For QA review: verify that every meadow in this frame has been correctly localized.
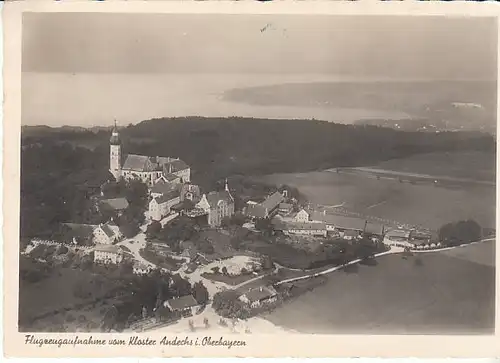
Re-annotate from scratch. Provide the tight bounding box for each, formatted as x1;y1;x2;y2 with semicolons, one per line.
264;241;495;335
257;151;495;230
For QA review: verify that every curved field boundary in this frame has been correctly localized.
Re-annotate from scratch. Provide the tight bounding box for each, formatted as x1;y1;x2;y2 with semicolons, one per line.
275;238;494;286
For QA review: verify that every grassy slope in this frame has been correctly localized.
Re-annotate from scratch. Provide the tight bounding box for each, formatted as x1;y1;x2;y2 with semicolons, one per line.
265;241;495;335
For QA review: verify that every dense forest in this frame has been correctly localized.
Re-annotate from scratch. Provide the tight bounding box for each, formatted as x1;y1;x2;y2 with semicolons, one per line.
21;116;496;239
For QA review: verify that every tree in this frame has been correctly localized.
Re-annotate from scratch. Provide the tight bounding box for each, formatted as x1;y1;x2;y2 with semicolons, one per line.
260;255;274;270
438;219;482;246
255;218;273;236
193;281;209;305
146;221;162;240
221;266;228;275
170;274;192;298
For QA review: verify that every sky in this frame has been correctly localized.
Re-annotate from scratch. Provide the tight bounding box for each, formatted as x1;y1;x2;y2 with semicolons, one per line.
21;13;498;126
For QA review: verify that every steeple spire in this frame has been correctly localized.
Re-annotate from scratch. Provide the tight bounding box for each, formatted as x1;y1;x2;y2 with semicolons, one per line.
225;178;229;192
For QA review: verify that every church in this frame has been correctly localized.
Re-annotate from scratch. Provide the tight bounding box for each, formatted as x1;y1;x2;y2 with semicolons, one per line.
109;123;191;186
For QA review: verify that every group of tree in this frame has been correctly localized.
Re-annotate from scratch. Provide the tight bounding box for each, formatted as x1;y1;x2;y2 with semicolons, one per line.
212;290;251;320
438;219;482;247
146;216;199;253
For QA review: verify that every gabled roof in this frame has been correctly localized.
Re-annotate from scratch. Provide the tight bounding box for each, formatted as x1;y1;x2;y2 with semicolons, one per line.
166;159;190;172
122;154;150;171
206;190;233;208
261;192;284;212
386;229;411;239
245;204;267;219
151;180;177;195
154;189;180;205
344;230;360;237
100;197;129;211
279;203;293;210
95;244;121;254
311;212;366;231
98;224;115;238
166;295;198;310
243;286;277;303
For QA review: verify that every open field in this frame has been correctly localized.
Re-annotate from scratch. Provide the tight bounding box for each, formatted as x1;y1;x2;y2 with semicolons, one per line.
264;241;495;334
369;152;495;182
257;154;495;231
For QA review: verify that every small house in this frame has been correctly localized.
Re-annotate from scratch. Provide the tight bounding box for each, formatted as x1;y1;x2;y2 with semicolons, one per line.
343;229;360;240
284;221;327;237
239;286;278;308
164;295;199;317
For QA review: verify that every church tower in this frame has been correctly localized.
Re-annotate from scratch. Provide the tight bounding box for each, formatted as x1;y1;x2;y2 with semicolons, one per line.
109;120;122;180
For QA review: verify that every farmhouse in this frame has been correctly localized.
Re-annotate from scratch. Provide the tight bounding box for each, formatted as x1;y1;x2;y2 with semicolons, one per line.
245;191;284;220
294;209;311;223
149;189;181;221
94;244;124;264
109;124;190;186
239;286;278;308
164;295;199;317
93;223;122;245
385;229;412;241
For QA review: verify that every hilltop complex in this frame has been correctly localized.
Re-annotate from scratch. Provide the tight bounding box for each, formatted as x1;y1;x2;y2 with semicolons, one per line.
108;124;234;227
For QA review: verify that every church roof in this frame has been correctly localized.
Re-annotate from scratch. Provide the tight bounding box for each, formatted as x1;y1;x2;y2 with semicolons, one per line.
110;126;121;145
206;190;233;208
166;159;189;172
122;154;150;171
121;154;189;173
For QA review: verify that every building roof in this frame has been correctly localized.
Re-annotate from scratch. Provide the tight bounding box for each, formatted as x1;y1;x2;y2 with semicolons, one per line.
279;203;293;210
261;192;284;212
166;159;190;173
95;244;121;254
243;286;277;303
62;223;96;239
164;173;180;182
364;222;385;235
122;154;150;171
386;229;411;239
151;180;177;195
206;190;233;208
95;224;116;238
344;230;360;237
286;221;326;231
245;204;267;219
311;212;366;231
154;189;180;205
100;197;129;211
110;127;121;145
166;295;198;310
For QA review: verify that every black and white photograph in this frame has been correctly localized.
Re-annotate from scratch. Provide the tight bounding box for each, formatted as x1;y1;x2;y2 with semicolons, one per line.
14;9;497;340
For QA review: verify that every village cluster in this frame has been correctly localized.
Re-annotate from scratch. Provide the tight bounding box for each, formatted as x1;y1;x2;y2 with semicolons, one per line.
25;125;439;328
